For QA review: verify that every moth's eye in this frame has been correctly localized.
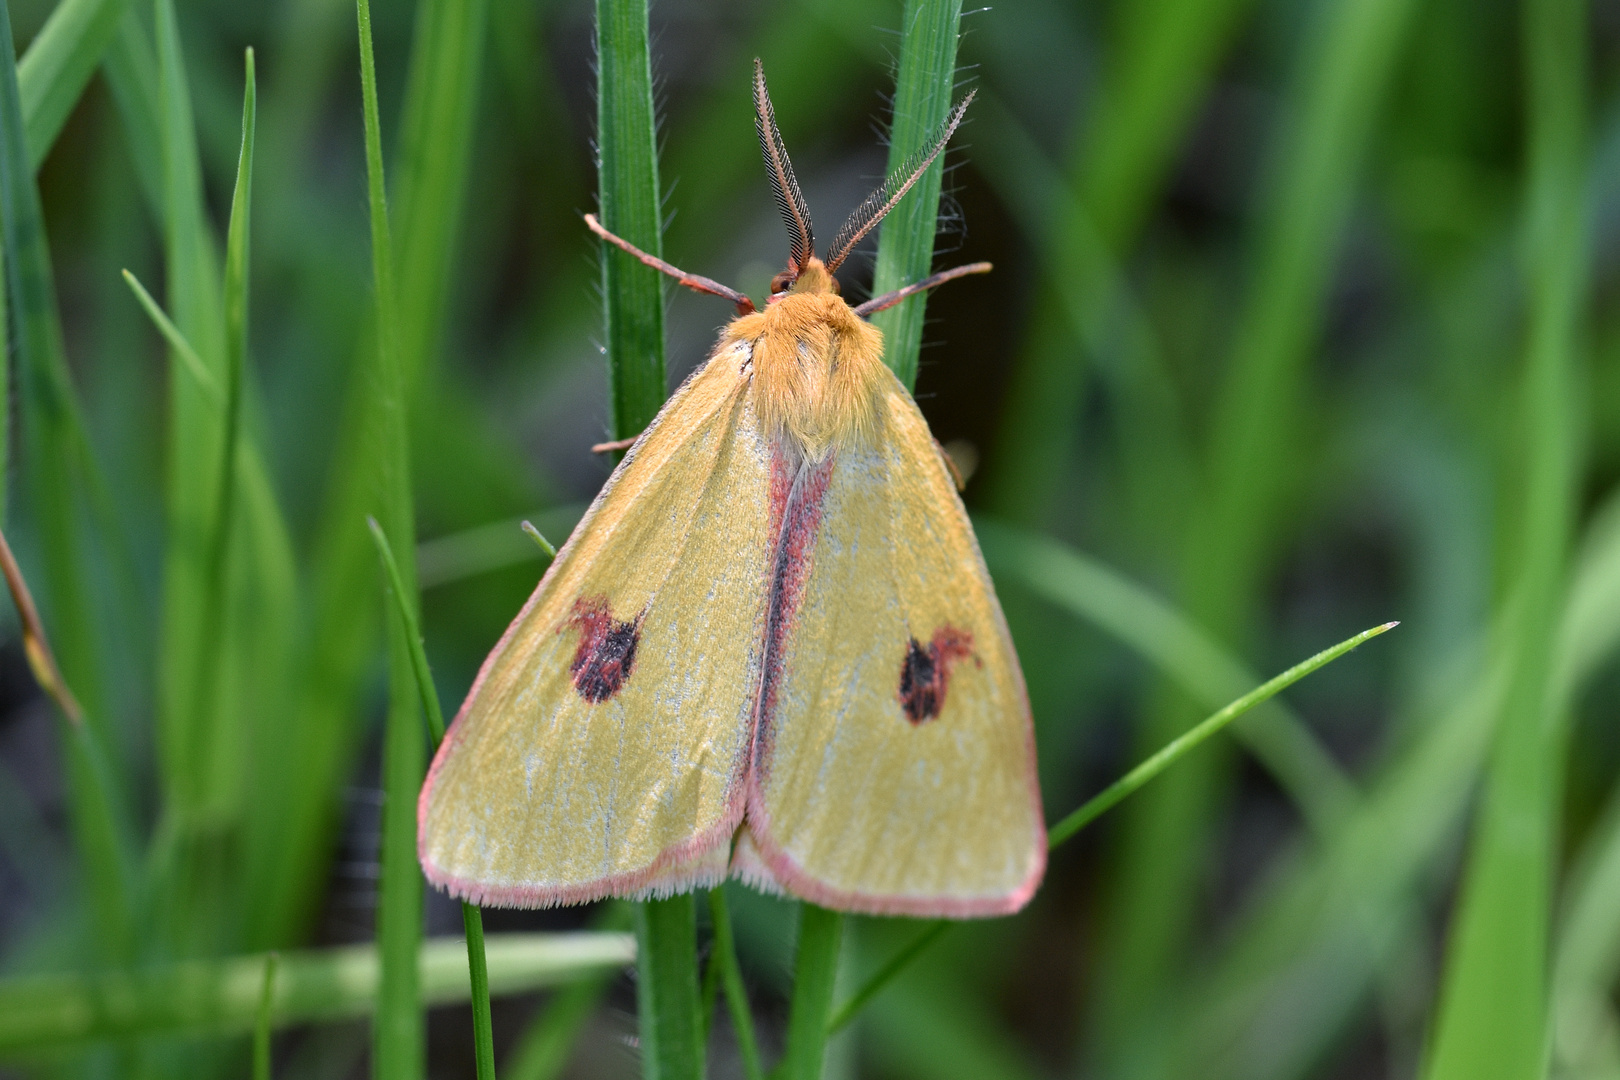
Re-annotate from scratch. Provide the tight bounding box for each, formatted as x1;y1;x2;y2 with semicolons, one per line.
769;271;793;295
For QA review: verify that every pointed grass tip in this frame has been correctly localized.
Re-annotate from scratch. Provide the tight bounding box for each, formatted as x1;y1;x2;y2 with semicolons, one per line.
522;521;558;559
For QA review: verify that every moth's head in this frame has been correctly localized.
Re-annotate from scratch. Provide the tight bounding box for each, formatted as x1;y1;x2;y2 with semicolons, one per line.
753;58;972;305
771;258;838;300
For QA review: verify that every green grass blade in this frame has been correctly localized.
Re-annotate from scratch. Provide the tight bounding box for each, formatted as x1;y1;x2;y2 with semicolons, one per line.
356;2;426;1078
368;516;497;1080
17;0;126;168
976;520;1357;830
1047;623;1396;847
596;0;665;439
101;11;162;222
254;953;278;1080
1421;0;1587;1074
634;897;703;1080
367;518;446;743
708;889;764;1080
153;0;228;823
0;932;635;1052
592;4;702;1077
219;45;255;574
822;624;1394;1038
0;0;133;958
826;922;948;1036
866;0;963;392
780;905;843;1080
464;904;498;1080
119;268;217;400
392;0;489;392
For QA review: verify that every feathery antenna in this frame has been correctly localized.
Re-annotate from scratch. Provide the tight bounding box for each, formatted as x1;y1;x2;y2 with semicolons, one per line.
824;92;975;274
754;59;815;276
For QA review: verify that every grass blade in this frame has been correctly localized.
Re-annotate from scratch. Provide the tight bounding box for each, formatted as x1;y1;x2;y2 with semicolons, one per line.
707;889;764;1080
392;0;489;391
369;517;496;1080
779;905;843;1080
593;2;703;1077
1047;622;1396;846
634;897;703;1080
253;953;278;1080
0;932;635;1052
977;520;1356;830
824;622;1396;1033
356;1;426;1077
866;0;964;392
1421;0;1587;1073
0;0;133;958
596;0;666;440
17;0;126;168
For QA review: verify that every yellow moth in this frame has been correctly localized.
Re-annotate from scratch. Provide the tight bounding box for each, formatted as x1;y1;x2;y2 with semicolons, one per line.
418;61;1045;917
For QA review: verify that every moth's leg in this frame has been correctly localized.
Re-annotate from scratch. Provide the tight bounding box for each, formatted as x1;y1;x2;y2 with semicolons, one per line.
585;214;756;315
852;261;993;318
590;434;640;455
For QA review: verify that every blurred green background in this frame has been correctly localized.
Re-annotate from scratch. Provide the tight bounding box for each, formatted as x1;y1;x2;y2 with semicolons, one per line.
0;0;1615;1077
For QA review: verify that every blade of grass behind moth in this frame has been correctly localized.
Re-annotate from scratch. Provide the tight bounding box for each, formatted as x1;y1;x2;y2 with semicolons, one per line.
17;0;126;168
975;521;1355;830
1422;0;1587;1072
780;905;843;1080
216;44;304;963
391;0;488;393
357;2;427;1078
0;932;637;1051
0;0;135;958
368;518;496;1080
595;1;701;1077
824;623;1395;1033
596;0;666;441
1093;0;1419;1068
707;889;764;1080
253;952;278;1080
866;0;964;393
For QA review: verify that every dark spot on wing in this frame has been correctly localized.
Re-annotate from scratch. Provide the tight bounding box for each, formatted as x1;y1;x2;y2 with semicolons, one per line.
564;597;643;703
898;627;975;723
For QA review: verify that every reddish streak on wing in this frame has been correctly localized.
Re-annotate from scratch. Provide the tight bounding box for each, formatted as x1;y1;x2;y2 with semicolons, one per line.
898;626;975;723
750;451;836;775
564;596;641;703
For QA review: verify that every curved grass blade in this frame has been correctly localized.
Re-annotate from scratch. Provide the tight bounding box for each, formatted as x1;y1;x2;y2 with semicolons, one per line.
976;520;1356;830
824;622;1396;1032
17;0;126;168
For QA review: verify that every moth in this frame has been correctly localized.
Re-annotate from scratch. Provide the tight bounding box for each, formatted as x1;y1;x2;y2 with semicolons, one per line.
418;61;1045;917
